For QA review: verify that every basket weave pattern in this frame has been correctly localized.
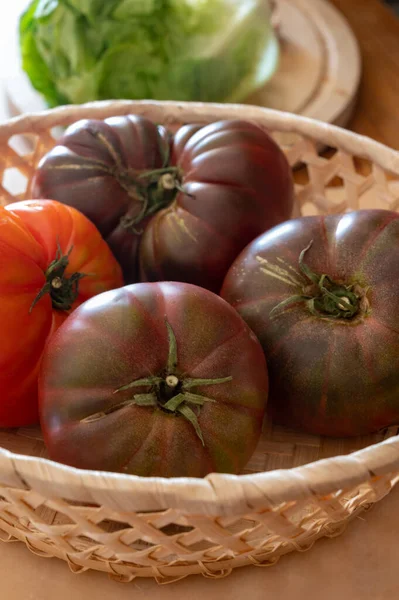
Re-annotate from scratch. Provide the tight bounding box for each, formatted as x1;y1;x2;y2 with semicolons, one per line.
0;100;399;584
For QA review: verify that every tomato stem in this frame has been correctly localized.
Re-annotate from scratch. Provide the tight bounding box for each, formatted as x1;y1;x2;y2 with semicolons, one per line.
166;375;179;389
113;320;233;445
116;165;194;233
30;242;87;313
136;166;181;181
270;241;370;320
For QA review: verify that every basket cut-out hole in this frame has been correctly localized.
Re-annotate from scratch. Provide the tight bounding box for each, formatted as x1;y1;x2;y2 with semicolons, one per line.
8;135;35;157
353;157;373;177
293;164;310;186
323;176;348;211
31;505;58;526
2;168;28;197
159;524;193;536
323;147;338;159
325;175;345;189
90;519;155;551
128;539;154;551
95;519;130;534
35;507;74;526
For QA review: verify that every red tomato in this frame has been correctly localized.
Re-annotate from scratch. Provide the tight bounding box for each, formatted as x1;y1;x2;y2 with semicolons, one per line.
39;282;269;477
221;210;399;437
1;200;123;427
139;120;294;292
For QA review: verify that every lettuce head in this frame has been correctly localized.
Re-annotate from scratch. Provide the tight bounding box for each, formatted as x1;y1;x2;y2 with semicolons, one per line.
19;0;279;107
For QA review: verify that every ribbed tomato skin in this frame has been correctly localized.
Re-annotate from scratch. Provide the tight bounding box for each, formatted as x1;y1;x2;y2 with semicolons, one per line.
31;116;170;283
140;120;294;292
0;200;123;427
39;282;269;477
221;210;399;437
32;118;293;291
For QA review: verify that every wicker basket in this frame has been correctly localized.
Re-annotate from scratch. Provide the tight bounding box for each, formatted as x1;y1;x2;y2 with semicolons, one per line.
0;100;399;585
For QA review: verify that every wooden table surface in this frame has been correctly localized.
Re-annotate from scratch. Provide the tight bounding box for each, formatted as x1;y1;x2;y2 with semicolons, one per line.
330;0;399;149
0;1;399;599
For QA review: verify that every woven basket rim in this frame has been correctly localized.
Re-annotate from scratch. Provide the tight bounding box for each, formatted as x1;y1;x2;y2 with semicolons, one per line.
1;435;399;516
2;99;399;173
1;99;399;517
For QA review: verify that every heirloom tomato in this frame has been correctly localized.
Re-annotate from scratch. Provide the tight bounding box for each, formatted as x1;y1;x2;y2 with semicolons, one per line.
221;210;399;437
31;115;171;283
1;199;123;427
39;282;269;477
32;117;294;291
140;119;294;292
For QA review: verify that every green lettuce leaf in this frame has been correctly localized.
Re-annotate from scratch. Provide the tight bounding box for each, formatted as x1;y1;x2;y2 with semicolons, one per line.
19;0;279;107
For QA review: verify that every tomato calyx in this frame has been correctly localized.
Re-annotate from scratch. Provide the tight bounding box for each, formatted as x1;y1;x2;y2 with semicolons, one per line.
110;321;232;445
118;166;193;233
269;241;370;321
71;136;191;233
30;243;87;313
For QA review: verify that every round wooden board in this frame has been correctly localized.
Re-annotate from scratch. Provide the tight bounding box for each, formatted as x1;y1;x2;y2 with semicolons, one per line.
4;0;361;127
247;0;362;127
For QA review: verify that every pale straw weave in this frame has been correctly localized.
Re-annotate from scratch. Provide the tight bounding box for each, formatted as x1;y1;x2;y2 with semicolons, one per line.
0;100;398;584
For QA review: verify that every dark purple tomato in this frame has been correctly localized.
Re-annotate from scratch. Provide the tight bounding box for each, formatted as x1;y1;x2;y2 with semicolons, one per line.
32;117;294;292
139;119;294;292
31;115;171;283
39;282;269;477
221;209;399;437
